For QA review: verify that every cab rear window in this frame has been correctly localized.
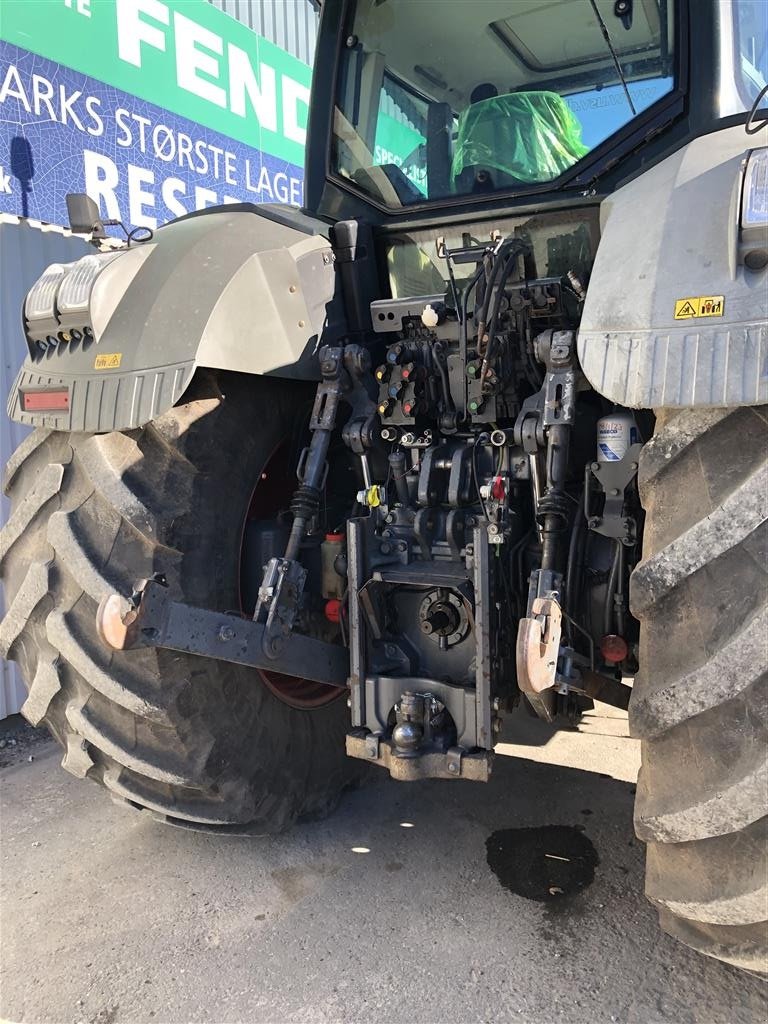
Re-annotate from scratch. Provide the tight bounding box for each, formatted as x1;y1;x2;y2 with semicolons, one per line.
332;0;677;208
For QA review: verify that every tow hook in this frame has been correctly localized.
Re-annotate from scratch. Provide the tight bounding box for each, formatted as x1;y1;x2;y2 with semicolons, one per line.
516;594;632;714
516;594;562;696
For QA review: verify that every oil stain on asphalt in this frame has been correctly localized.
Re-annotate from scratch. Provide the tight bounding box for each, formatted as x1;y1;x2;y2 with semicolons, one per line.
485;825;599;902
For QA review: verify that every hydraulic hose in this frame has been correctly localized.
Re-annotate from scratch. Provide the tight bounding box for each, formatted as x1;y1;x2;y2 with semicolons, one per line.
565;495;587;626
603;539;624;637
481;250;523;380
475;238;527;345
388;450;410;507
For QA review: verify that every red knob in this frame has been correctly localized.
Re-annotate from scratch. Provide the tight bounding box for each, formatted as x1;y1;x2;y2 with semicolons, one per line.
600;634;628;664
324;599;342;623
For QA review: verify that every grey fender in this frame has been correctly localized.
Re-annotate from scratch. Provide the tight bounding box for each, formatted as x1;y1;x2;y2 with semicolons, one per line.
8;204;342;432
578;124;768;408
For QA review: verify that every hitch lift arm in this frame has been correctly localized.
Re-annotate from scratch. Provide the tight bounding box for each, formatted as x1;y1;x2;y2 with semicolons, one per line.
97;577;349;688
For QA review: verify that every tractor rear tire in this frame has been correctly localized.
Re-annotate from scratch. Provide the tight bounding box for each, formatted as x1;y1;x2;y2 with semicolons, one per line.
0;372;360;832
630;405;768;973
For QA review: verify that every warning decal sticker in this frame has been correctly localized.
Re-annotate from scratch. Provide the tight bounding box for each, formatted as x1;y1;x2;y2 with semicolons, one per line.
674;296;725;320
94;354;122;370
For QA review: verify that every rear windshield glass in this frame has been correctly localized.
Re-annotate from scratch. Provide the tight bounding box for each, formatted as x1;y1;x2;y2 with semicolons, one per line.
332;0;676;208
734;0;768;109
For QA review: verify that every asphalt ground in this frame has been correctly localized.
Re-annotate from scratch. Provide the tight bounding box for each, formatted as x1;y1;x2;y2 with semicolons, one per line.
1;706;766;1024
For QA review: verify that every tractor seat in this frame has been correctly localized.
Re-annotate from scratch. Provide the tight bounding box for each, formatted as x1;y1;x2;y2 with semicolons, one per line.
451;90;589;193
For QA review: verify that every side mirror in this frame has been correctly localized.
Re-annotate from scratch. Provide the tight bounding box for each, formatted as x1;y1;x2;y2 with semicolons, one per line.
66;193;107;238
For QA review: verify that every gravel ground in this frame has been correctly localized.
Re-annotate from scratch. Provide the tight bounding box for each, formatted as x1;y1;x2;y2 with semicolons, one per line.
1;706;765;1024
0;715;51;769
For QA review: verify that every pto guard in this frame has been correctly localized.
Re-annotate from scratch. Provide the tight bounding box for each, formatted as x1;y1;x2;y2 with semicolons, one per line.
7;205;339;432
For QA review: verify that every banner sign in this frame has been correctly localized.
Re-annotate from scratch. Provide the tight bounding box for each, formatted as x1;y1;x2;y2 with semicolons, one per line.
374;112;426;195
0;0;312;228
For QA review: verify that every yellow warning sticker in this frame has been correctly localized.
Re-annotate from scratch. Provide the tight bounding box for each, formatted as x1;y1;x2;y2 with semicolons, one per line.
94;353;122;370
674;296;725;320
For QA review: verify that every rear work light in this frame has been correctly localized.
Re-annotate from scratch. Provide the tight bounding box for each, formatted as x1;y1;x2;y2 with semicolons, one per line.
738;148;768;271
21;388;70;412
742;148;768;228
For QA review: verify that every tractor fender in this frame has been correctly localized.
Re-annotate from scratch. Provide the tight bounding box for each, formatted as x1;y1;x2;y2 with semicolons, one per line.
578;124;768;409
7;204;342;432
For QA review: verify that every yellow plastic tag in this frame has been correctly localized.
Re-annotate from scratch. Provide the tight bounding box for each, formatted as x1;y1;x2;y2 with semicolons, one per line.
94;353;122;370
674;296;725;320
365;485;384;508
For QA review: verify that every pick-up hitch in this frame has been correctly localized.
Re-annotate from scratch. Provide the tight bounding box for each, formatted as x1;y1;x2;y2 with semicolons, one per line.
96;575;349;689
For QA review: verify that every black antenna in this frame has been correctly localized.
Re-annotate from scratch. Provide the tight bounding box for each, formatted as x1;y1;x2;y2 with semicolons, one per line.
588;0;637;116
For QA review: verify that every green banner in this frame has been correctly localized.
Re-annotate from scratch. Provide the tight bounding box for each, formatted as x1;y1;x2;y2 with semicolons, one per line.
374;112;426;194
0;0;311;166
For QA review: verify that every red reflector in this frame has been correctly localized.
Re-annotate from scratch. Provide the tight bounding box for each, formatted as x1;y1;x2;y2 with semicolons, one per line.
491;475;506;501
22;389;69;412
601;634;628;664
324;599;342;623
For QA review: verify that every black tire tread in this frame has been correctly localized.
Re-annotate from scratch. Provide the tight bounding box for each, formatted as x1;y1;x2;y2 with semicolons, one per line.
1;373;358;833
657;912;768;975
630;405;768;973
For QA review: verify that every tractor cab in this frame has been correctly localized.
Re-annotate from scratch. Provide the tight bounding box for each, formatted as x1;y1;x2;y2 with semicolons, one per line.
306;0;766;221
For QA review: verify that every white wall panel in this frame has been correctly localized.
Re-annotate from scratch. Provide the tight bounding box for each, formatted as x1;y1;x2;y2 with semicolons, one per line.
209;0;319;66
